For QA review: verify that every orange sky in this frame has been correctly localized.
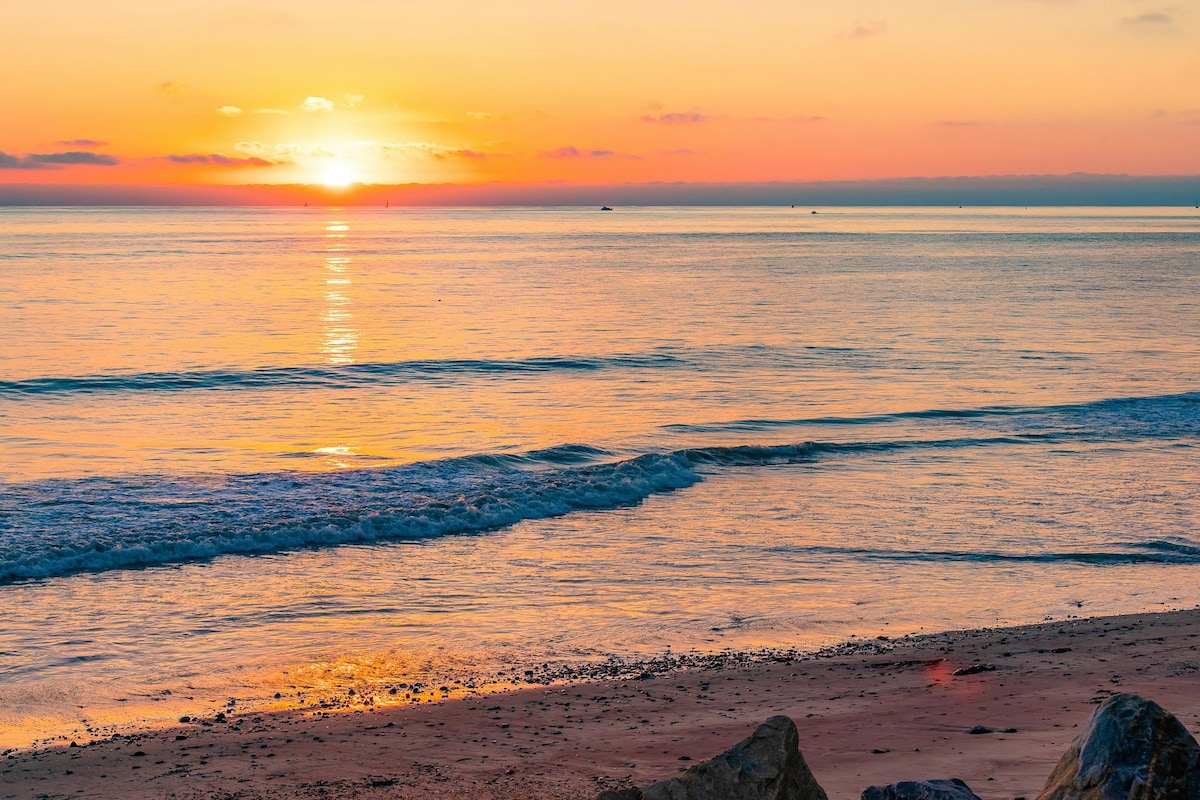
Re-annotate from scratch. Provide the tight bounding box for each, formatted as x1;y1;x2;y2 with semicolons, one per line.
2;0;1199;188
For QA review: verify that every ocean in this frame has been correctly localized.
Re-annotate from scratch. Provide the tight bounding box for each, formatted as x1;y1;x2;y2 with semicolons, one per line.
1;206;1198;749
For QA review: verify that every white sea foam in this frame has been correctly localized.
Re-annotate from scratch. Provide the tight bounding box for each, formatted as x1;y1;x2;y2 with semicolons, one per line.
3;388;1198;583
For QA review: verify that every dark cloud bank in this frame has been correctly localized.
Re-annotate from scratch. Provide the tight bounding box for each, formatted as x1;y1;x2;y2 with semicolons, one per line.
0;150;119;170
2;174;1199;206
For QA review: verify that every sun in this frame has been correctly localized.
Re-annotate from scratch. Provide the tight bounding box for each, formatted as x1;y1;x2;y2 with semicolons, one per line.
319;163;354;188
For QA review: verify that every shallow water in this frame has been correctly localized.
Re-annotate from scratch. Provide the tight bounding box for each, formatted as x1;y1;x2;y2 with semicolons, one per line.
2;206;1198;748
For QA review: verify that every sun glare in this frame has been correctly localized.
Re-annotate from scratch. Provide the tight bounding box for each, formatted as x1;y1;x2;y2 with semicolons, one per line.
320;163;354;188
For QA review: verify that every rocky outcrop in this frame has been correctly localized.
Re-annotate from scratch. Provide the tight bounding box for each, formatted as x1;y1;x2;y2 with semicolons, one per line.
597;715;828;800
861;778;982;800
1036;693;1200;800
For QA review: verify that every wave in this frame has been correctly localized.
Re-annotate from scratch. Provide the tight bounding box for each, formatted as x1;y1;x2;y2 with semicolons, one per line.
664;392;1200;440
0;353;686;396
0;442;839;584
0;342;1091;398
2;391;1196;584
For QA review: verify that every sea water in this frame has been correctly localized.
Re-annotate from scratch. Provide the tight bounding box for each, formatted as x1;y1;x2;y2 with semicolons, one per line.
1;206;1198;748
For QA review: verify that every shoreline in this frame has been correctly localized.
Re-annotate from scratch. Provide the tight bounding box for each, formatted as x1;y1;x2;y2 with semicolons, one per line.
5;606;1200;799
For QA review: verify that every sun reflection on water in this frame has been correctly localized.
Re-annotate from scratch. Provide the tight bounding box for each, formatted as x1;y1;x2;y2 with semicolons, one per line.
321;220;358;365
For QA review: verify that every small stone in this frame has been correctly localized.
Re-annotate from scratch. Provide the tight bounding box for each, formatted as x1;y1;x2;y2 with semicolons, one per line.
953;664;996;676
966;726;993;735
861;778;983;800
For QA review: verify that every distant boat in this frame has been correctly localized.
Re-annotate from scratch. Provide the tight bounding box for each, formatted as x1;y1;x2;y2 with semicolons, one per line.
601;206;613;211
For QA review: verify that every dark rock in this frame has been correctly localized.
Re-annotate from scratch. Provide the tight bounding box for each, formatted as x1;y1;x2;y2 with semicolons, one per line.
861;779;982;800
966;725;993;735
1036;693;1200;800
952;664;995;676
630;715;828;800
597;790;644;800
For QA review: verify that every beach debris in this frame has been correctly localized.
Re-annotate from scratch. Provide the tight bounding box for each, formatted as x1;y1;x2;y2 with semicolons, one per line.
597;715;828;800
861;778;983;800
952;664;995;676
1036;693;1200;800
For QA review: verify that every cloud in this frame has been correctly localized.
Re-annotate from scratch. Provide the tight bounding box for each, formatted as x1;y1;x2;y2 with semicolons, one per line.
466;111;506;121
301;96;335;113
1122;12;1174;29
234;142;346;163
838;20;887;39
235;141;303;163
539;146;627;159
217;106;244;117
641;112;711;125
156;81;187;95
357;141;487;160
166;153;273;166
30;151;119;165
56;139;107;147
342;94;363;108
0;152;41;169
0;150;120;169
252;108;288;115
1153;108;1200;125
747;114;827;124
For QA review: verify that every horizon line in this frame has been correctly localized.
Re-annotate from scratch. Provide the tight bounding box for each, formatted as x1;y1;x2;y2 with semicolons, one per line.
2;173;1200;207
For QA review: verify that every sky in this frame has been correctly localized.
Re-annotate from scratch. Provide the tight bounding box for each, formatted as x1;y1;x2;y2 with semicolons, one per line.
2;0;1199;193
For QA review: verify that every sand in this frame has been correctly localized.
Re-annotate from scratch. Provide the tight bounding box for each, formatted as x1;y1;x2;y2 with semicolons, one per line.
4;607;1200;800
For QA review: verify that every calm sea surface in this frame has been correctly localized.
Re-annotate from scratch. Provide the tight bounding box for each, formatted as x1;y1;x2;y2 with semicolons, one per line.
1;206;1198;748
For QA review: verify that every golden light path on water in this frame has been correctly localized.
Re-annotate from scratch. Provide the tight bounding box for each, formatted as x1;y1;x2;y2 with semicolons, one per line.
322;221;358;367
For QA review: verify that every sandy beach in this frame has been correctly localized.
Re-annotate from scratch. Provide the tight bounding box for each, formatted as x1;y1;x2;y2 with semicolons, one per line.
5;607;1199;800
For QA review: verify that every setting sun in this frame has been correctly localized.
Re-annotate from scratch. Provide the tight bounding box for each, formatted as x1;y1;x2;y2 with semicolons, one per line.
319;163;355;188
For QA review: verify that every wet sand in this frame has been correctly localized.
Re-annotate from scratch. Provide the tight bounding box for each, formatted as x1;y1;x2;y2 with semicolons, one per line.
5;607;1200;800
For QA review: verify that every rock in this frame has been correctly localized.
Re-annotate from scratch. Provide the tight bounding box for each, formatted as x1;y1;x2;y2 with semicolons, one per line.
597;791;644;800
861;778;982;800
1037;693;1200;800
952;664;995;676
966;725;993;735
603;716;827;800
